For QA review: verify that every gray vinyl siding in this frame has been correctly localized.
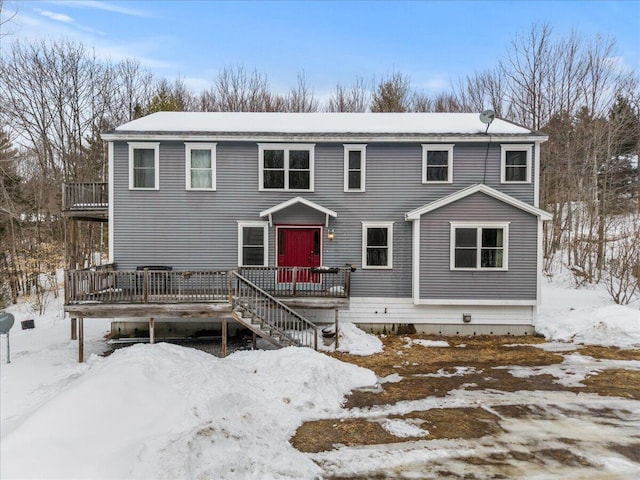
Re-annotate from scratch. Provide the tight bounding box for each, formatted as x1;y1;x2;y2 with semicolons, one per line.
419;192;538;300
112;141;539;298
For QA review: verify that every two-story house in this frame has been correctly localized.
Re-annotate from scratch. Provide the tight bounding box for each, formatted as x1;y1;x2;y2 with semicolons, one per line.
63;112;551;360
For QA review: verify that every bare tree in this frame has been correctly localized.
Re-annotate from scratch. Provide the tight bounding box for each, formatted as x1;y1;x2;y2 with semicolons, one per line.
604;214;640;304
500;22;555;130
286;72;319;112
211;65;283;112
327;76;370;112
410;92;433;112
370;72;412;112
454;68;509;117
114;58;154;121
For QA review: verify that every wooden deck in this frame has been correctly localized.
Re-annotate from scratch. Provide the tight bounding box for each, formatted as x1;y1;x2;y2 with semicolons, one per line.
65;266;349;361
64;266;351;317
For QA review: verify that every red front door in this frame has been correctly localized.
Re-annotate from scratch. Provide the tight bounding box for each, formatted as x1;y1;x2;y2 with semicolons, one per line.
277;227;321;283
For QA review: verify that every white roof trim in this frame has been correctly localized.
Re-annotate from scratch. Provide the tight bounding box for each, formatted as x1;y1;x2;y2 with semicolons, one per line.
259;196;337;227
404;184;553;221
101;133;548;143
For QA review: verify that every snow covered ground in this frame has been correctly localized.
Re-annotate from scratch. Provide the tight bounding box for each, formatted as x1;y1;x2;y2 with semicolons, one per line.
0;275;638;479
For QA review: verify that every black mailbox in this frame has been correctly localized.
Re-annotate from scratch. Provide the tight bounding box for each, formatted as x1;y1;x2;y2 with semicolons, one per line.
0;312;15;335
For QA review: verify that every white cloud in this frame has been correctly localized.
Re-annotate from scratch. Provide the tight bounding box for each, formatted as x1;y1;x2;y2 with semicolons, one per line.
416;74;451;92
180;77;212;93
35;8;73;23
46;0;151;18
7;7;177;74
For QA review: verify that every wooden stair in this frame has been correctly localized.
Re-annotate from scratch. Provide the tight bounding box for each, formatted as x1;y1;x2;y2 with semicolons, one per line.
231;271;318;350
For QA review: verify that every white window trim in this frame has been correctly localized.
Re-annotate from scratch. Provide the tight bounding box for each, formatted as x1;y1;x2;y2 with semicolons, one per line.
362;221;394;270
343;144;367;192
500;144;532;184
237;221;269;267
258;143;315;192
185;142;217;191
450;222;510;271
422;144;454;184
128;142;159;190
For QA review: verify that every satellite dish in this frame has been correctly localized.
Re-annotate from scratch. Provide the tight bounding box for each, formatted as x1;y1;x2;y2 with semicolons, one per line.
479;109;496;134
479;109;496;124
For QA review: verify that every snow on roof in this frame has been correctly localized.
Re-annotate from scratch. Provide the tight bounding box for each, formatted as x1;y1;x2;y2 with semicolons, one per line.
113;112;536;136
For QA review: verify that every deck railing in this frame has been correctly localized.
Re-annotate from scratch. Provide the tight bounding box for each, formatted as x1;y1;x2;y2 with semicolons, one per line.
238;266;351;298
62;182;108;211
65;266;351;305
66;268;230;304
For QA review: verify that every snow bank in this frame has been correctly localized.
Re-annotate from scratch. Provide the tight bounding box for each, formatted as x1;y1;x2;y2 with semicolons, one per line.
409;339;450;348
538;282;640;347
319;321;384;356
1;344;376;479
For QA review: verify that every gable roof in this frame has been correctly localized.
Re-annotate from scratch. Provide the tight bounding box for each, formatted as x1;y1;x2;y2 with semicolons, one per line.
103;112;547;143
404;184;553;221
259;197;337;227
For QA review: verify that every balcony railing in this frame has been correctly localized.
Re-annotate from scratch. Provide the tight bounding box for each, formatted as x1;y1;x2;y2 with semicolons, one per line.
62;182;108;212
65;266;351;305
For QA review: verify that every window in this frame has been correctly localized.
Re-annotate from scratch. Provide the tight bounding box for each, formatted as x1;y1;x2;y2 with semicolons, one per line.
238;222;268;266
128;142;159;190
185;143;216;190
362;222;393;269
501;144;532;183
422;144;453;183
450;223;509;270
344;144;366;191
258;144;315;191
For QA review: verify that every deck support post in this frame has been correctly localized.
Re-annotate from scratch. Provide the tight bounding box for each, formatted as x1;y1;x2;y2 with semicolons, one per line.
334;309;339;351
78;317;84;363
252;332;257;350
68;219;80;270
71;317;77;340
143;268;149;303
221;318;227;357
149;318;155;344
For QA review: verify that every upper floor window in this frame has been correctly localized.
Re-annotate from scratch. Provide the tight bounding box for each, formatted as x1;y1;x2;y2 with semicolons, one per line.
185;143;217;190
128;142;159;190
258;144;315;191
344;144;367;192
238;221;268;266
501;144;532;183
422;144;453;183
362;222;393;269
450;222;509;271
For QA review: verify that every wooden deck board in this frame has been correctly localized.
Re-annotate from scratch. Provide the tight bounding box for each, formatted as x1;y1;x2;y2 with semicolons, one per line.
64;303;233;318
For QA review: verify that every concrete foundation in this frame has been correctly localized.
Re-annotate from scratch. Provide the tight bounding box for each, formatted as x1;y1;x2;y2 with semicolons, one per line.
356;323;537;336
111;318;536;340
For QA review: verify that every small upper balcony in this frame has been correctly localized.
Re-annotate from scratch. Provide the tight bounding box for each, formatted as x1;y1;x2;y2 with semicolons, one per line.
62;182;108;221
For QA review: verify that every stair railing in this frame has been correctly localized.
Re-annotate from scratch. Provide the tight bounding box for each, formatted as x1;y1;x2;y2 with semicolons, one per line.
231;271;318;350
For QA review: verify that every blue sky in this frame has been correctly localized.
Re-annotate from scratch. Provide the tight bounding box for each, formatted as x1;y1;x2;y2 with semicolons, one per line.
3;0;639;99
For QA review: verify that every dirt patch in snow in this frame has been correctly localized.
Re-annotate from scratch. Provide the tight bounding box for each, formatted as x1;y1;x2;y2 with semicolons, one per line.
327;335;559;378
576;345;640;361
293;334;640;477
293;407;502;453
580;368;640;400
609;443;640;463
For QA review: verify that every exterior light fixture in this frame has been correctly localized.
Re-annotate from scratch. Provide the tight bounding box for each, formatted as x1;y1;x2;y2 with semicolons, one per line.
327;229;335;241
